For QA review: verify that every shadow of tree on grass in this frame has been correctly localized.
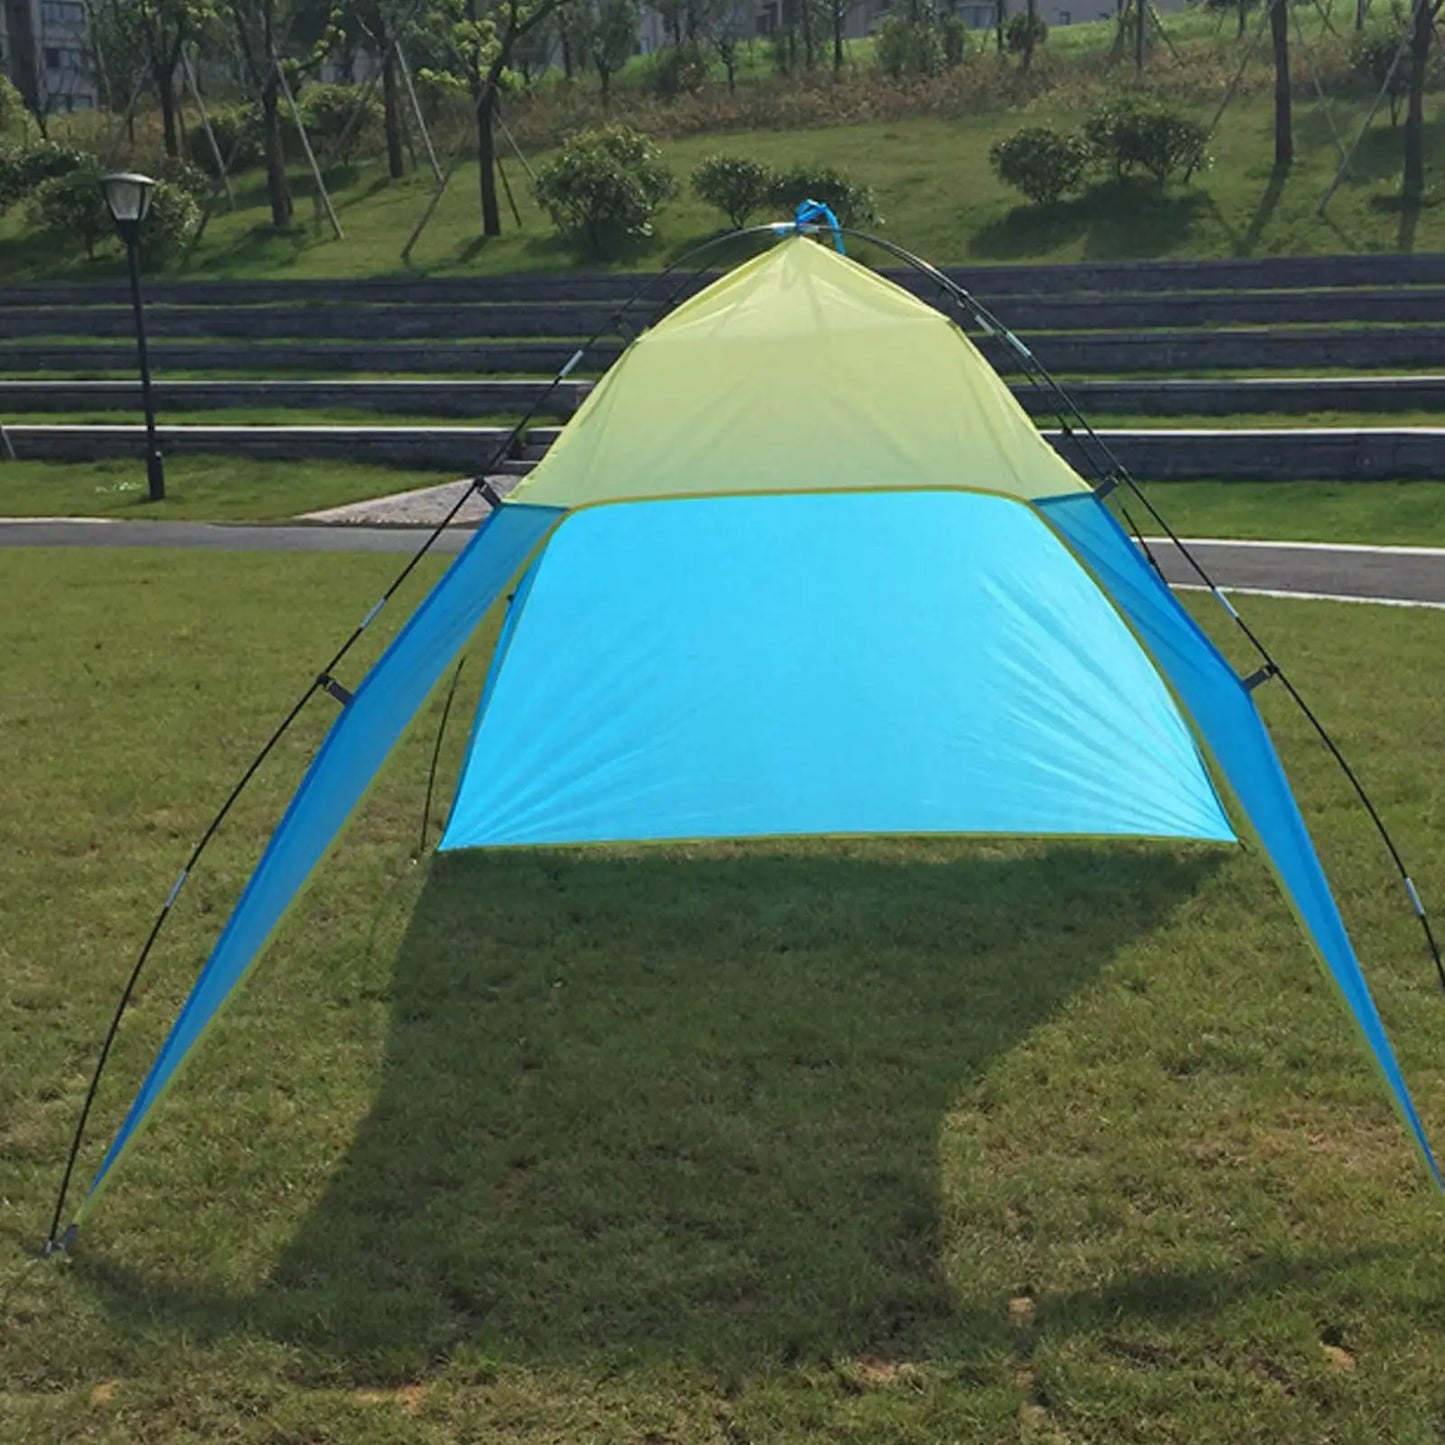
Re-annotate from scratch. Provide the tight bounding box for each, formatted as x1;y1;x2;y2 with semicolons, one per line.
969;182;1211;262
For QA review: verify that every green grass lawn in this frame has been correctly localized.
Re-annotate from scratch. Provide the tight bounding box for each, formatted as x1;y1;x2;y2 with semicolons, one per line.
0;456;461;521
5;92;1444;283
2;549;1444;1442
4;457;1445;544
1133;479;1445;546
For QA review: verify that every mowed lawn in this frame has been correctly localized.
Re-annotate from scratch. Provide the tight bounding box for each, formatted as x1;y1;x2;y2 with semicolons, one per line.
5;457;1445;547
2;548;1445;1442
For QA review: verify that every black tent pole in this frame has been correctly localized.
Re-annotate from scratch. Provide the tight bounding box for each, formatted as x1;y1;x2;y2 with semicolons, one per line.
42;223;785;1256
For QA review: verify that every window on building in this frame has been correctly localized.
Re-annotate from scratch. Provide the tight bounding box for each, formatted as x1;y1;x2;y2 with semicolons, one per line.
1058;7;1071;20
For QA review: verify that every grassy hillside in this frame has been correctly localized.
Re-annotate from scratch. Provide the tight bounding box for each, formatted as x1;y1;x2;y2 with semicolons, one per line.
3;94;1442;282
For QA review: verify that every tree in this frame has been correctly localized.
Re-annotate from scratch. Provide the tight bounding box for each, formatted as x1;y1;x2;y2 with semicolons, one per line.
346;0;431;180
590;0;640;106
92;0;216;159
1402;0;1443;199
1270;0;1291;167
557;0;593;78
224;0;338;227
432;0;569;238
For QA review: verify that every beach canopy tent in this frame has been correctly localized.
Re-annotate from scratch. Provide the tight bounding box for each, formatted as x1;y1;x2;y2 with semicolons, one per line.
73;235;1439;1228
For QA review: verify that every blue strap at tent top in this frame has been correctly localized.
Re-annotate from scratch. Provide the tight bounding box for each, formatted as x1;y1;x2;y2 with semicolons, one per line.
794;199;845;254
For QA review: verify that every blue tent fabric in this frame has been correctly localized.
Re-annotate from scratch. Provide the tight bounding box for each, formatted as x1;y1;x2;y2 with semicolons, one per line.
1039;492;1442;1187
441;490;1235;850
78;501;561;1215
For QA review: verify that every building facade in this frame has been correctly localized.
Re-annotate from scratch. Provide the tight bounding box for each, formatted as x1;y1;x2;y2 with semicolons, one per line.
1;0;96;116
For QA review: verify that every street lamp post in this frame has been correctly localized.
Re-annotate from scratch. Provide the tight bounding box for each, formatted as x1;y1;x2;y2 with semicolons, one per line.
99;172;165;503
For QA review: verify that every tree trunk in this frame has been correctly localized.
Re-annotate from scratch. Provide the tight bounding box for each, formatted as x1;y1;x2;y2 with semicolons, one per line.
158;73;180;157
262;77;294;227
997;0;1006;53
562;33;575;80
382;45;406;179
1271;0;1292;168
800;0;816;68
5;0;42;115
600;67;611;107
833;2;844;71
476;85;502;238
1237;0;1246;38
1356;0;1366;29
1134;0;1144;74
1026;0;1039;69
1403;0;1436;199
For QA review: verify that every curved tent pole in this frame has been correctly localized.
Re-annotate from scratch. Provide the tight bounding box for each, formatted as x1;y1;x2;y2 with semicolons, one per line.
814;222;1443;992
42;223;789;1257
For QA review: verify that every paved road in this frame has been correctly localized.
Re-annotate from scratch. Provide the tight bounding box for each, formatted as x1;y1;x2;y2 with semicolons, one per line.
2;518;1444;608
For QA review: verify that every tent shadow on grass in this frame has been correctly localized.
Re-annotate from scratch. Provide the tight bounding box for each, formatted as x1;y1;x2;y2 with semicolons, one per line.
88;840;1224;1383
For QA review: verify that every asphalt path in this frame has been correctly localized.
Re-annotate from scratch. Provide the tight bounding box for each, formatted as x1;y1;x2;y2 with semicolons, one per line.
2;518;1444;608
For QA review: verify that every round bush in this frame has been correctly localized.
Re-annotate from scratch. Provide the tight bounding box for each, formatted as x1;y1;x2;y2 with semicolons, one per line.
1083;97;1208;184
769;164;879;227
136;180;202;269
186;103;263;177
26;162;200;268
155;154;211;203
26;161;111;258
876;15;946;78
646;43;709;98
989;127;1090;206
691;154;776;228
299;82;383;161
534;124;676;260
0;75;40;146
0;138;90;212
1005;11;1048;54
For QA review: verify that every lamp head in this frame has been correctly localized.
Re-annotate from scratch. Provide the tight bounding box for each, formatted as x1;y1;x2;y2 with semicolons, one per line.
100;172;156;244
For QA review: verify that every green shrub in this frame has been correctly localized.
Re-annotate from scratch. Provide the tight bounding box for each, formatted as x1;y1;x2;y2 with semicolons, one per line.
154;155;210;203
647;42;709;97
26;160;199;268
299;82;383;159
186;103;263;176
691;154;776;227
136;180;202;269
769;164;879;227
26;160;111;258
0;75;40;146
0;138;90;211
534;124;676;259
1084;96;1208;184
940;13;969;66
1351;27;1411;126
875;14;947;78
990;126;1091;205
1005;11;1048;54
